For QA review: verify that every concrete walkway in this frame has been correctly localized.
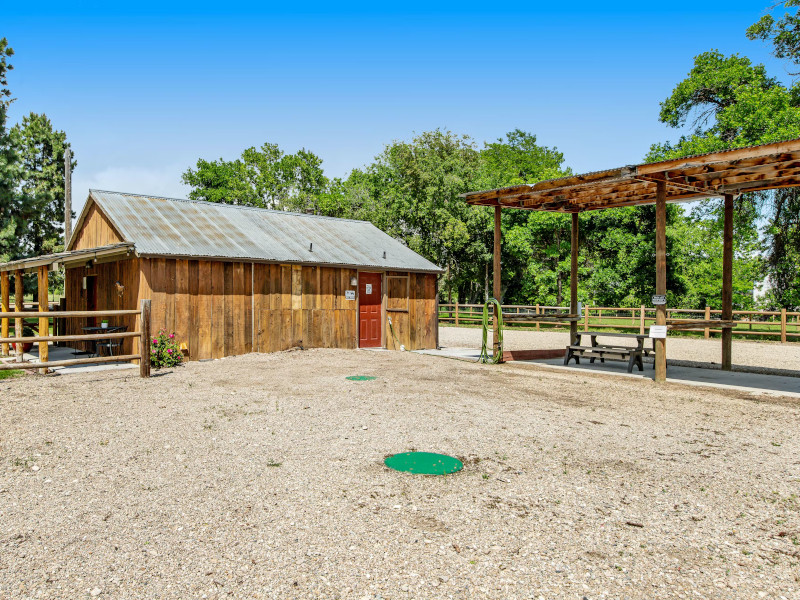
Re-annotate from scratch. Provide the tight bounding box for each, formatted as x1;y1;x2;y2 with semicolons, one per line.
417;346;800;398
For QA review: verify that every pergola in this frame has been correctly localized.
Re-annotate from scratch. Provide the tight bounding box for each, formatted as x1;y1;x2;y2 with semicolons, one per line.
462;138;800;383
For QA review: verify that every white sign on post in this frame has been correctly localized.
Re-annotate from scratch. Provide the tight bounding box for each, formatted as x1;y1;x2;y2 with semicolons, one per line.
649;325;667;339
365;284;372;295
651;294;667;305
345;290;355;300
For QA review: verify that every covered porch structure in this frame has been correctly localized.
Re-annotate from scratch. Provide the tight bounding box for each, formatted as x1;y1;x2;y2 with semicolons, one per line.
462;138;800;383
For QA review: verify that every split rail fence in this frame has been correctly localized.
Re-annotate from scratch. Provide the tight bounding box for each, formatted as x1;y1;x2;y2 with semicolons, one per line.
0;299;152;377
439;303;800;343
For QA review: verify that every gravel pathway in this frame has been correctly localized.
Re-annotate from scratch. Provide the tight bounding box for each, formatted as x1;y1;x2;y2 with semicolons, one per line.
2;349;799;599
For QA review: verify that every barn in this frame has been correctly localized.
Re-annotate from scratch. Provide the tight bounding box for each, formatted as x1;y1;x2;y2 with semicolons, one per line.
6;190;442;360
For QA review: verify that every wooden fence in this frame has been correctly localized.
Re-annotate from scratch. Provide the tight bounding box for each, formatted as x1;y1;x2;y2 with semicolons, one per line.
439;303;800;343
0;299;152;377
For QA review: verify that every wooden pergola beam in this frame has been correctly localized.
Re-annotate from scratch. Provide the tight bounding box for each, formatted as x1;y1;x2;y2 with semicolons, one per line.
493;206;502;360
570;213;579;345
655;181;667;383
721;194;734;370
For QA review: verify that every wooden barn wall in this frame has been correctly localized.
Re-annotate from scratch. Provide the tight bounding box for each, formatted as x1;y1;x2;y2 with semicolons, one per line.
64;257;142;355
70;202;124;250
143;259;361;361
384;271;437;351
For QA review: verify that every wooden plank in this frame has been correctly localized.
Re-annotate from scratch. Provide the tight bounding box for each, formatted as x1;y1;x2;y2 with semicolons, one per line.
1;271;8;356
655;180;667;383
223;262;234;356
721;193;734;370
0;331;140;344
211;260;225;359
37;266;49;374
188;260;199;360
150;258;166;334
493;206;502;357
164;259;177;334
175;259;190;352
14;270;23;363
140;299;151;377
197;261;212;360
0;354;141;371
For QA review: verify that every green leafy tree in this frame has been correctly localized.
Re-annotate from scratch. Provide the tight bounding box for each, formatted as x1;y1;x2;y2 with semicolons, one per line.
182;143;329;212
0;38;22;263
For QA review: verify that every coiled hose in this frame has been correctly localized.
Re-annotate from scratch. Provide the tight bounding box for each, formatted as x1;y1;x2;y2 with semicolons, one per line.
479;298;504;364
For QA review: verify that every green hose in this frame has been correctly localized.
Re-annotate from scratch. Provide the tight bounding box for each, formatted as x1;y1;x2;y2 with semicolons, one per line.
479;298;504;364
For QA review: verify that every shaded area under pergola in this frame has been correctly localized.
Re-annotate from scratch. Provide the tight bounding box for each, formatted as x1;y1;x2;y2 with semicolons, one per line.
462;138;800;383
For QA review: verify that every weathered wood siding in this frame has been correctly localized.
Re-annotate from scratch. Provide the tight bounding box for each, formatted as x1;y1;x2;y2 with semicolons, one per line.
70;203;124;250
384;271;437;351
65;255;436;360
64;257;142;355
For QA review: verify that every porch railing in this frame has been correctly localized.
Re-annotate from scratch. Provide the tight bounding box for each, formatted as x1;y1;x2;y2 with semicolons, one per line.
0;299;152;377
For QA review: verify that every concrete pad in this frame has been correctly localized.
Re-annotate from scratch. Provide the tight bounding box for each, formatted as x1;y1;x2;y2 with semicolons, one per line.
7;344;138;375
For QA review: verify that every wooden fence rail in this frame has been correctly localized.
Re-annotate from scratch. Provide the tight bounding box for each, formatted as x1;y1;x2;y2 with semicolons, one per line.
0;300;152;377
439;303;800;343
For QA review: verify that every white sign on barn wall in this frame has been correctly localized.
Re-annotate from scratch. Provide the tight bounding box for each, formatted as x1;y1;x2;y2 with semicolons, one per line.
345;290;355;300
365;284;372;295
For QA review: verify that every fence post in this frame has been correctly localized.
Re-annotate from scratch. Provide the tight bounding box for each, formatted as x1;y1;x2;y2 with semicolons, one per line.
14;270;23;363
640;305;645;335
140;299;151;378
584;306;589;331
781;308;787;343
536;304;540;331
704;306;710;339
454;301;459;326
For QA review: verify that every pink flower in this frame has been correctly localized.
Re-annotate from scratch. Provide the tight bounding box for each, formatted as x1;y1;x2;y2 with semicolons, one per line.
167;348;173;354
152;338;157;344
169;334;174;339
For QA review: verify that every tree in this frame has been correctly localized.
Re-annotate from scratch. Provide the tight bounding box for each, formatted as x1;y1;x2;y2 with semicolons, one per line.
12;112;75;257
182;143;329;212
0;38;22;263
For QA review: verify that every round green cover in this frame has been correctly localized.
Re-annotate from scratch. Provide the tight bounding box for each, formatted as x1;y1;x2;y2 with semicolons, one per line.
346;375;377;381
384;452;463;475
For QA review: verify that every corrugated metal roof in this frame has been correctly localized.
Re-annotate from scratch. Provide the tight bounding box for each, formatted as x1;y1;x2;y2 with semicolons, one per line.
75;191;443;273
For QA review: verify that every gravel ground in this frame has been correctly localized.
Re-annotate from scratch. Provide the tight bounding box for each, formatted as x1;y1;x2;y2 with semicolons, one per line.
2;349;799;599
440;326;800;372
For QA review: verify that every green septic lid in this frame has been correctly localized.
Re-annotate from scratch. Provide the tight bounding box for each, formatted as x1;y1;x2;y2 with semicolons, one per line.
384;452;463;475
346;375;377;381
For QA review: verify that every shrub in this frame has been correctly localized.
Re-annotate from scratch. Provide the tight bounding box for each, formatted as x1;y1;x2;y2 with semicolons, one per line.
150;329;183;369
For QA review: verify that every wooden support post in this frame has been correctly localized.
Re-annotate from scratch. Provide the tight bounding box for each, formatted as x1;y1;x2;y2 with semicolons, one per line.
721;194;734;370
140;299;151;378
704;306;711;339
14;270;23;363
655;181;667;383
37;267;49;374
455;300;459;326
780;308;787;343
535;304;540;331
570;212;579;345
640;306;645;335
493;206;502;360
1;272;8;356
584;305;589;331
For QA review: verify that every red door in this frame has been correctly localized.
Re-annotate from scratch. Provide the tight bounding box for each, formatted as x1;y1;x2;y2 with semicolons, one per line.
359;272;382;348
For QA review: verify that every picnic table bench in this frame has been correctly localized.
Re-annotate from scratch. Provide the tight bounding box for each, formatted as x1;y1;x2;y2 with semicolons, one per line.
564;331;656;373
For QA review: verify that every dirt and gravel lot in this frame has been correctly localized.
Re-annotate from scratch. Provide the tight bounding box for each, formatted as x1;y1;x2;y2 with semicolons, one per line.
2;348;799;599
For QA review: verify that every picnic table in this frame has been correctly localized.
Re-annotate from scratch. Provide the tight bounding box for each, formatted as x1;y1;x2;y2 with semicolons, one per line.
564;331;656;373
79;325;128;357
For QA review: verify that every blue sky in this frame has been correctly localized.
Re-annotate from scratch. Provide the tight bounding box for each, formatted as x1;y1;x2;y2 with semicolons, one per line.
4;1;791;213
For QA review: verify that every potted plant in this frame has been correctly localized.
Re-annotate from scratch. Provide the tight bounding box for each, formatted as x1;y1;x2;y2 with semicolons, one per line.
101;319;109;329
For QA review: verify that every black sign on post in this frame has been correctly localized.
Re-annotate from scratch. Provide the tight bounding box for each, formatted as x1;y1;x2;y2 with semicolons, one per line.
651;294;667;306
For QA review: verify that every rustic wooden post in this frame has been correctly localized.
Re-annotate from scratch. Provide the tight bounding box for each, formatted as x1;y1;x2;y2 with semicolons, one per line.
140;299;151;378
704;306;711;339
655;180;667;383
493;206;503;360
781;308;787;343
37;266;49;374
14;270;23;363
584;305;589;331
535;304;540;331
640;305;645;335
570;212;579;345
454;300;459;326
721;194;734;370
1;271;8;356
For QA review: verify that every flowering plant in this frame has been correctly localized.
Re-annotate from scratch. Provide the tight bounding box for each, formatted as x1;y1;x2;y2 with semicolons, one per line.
150;329;183;369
